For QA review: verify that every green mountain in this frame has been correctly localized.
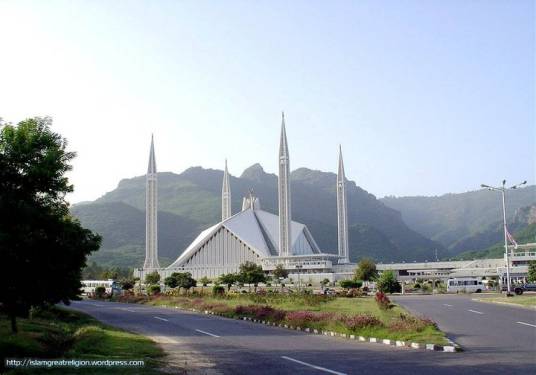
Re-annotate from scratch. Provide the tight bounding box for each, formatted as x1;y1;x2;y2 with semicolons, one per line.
381;186;536;255
454;222;536;260
72;164;445;268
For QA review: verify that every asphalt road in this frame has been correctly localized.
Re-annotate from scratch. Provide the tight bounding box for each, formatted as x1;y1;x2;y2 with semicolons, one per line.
68;299;536;375
392;294;536;369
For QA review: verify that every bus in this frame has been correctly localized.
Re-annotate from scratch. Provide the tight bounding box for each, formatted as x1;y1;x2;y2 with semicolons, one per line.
81;279;121;296
446;278;484;293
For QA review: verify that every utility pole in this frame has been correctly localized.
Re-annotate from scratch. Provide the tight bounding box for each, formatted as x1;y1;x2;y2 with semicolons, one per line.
481;180;526;295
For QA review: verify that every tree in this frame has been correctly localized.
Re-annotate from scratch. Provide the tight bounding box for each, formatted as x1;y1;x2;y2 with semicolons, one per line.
376;271;401;294
145;271;160;285
354;258;377;281
528;260;536;282
199;276;210;293
238;261;266;292
120;279;135;292
219;273;238;291
175;272;196;294
94;286;106;299
272;264;289;289
320;278;330;289
164;272;196;294
164;275;178;289
0;117;101;333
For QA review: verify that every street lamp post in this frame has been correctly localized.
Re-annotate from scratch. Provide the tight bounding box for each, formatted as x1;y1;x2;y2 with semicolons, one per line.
481;180;526;294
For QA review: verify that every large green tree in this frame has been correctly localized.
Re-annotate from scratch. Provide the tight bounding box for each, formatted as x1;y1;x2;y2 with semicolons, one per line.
0;117;101;333
238;261;266;292
354;258;378;281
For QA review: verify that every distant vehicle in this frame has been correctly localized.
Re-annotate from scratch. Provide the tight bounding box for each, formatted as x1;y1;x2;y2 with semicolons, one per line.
513;283;536;295
81;279;120;296
447;278;483;293
323;288;336;295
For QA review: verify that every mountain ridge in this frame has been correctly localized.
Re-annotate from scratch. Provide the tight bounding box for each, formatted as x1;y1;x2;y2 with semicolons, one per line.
72;163;446;268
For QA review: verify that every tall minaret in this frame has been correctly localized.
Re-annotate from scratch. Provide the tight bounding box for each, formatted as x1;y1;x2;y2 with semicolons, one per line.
337;145;350;263
221;159;232;221
278;112;292;257
144;135;160;269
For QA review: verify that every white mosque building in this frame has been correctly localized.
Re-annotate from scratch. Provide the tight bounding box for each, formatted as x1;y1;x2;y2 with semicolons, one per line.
135;114;536;284
136;113;356;282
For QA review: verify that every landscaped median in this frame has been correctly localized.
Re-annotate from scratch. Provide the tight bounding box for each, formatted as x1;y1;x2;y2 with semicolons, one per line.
114;292;461;352
0;307;165;374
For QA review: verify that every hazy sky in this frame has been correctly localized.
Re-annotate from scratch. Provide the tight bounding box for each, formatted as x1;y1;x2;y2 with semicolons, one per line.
1;0;534;203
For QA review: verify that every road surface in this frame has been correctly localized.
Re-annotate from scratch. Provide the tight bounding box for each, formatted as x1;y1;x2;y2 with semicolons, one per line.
393;294;536;369
68;299;535;374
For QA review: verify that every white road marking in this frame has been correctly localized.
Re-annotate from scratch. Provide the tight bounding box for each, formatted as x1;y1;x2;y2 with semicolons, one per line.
516;321;536;328
154;316;169;322
195;329;220;338
281;356;347;375
468;309;484;315
443;304;453;307
115;307;137;313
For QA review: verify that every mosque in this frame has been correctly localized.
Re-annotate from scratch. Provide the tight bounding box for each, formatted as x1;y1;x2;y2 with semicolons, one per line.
135;113;356;282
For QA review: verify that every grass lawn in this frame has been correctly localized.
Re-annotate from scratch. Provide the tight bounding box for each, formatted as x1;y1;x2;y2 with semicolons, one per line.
475;294;536;308
138;293;448;345
0;307;165;374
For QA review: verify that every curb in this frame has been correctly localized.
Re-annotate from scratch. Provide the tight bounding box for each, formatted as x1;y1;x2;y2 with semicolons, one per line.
154;303;462;353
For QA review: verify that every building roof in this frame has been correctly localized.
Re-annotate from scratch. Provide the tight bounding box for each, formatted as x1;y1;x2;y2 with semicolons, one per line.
167;207;321;269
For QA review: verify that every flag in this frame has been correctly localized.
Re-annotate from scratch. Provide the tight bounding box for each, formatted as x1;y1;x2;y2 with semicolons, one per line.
506;227;518;249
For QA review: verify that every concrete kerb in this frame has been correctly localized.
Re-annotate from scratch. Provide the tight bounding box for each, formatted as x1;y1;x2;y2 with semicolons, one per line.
154;303;462;353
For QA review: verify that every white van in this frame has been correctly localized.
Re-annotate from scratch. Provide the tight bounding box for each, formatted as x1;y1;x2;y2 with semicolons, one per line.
447;278;484;293
81;279;119;296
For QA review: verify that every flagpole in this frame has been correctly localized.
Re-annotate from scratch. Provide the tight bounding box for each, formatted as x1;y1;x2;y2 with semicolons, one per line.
481;179;526;295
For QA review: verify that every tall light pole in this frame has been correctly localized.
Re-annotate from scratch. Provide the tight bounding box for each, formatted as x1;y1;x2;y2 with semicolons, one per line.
481;180;526;294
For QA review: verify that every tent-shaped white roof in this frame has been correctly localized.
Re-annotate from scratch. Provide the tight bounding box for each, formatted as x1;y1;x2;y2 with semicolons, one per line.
167;208;321;269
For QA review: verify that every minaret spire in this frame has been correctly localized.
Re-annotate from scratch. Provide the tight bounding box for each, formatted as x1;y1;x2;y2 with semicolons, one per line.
278;112;292;256
337;145;350;263
222;159;232;221
144;135;160;269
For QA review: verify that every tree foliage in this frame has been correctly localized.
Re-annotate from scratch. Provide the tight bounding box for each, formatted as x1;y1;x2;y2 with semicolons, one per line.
272;264;289;281
528;260;536;283
145;271;161;285
165;272;196;293
376;271;401;294
238;261;266;292
0;118;101;333
354;258;378;281
219;273;238;291
339;280;363;289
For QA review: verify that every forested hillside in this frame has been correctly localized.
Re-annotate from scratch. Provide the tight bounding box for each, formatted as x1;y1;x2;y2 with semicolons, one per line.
381;186;536;254
72;164;445;268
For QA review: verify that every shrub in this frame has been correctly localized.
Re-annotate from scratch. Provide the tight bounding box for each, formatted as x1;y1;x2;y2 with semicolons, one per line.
375;291;391;310
388;314;436;332
285;311;336;327
343;314;383;330
94;286;106;299
340;280;360;289
234;304;286;322
148;285;161;295
376;271;401;293
212;285;225;295
345;288;364;298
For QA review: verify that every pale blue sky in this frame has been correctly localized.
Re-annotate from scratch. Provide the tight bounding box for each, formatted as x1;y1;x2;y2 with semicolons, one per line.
0;0;534;203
